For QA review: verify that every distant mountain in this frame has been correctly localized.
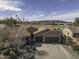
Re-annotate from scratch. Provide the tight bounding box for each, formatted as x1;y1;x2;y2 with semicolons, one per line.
29;20;72;25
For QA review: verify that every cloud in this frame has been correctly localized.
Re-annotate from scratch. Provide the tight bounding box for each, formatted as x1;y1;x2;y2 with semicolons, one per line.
32;11;44;15
59;0;67;2
26;10;79;22
45;10;79;22
0;0;22;12
11;10;45;21
0;5;22;12
18;10;78;22
26;13;45;21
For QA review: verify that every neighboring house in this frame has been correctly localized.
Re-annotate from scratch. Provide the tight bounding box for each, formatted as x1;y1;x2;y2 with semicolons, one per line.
55;22;72;26
16;25;61;44
62;26;79;45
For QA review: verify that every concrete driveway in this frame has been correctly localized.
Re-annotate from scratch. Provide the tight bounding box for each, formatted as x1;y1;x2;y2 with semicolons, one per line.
36;44;75;59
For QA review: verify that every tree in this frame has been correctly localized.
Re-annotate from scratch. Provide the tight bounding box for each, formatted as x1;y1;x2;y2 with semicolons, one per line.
0;25;22;59
0;25;18;49
0;25;36;59
15;15;18;18
0;17;18;26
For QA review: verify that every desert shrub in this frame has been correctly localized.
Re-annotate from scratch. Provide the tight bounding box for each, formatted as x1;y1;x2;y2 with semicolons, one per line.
70;42;79;52
67;37;79;52
0;25;19;51
65;37;75;46
71;45;79;51
67;37;73;45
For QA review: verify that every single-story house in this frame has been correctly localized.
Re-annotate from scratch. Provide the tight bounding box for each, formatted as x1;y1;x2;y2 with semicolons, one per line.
15;25;61;44
62;26;79;45
34;27;61;43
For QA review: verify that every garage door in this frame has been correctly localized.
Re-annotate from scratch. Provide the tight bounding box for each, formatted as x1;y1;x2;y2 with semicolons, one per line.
35;36;43;42
45;37;59;43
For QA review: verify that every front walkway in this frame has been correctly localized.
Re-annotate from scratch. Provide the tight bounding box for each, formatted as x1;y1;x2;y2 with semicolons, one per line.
36;44;75;59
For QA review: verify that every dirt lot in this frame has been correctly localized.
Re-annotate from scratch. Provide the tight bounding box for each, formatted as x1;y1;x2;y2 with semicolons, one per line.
36;44;75;59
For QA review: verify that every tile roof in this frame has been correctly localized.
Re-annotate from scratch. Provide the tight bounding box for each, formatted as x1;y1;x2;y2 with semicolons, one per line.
34;29;51;36
34;27;49;34
68;26;79;33
34;26;60;37
43;31;60;37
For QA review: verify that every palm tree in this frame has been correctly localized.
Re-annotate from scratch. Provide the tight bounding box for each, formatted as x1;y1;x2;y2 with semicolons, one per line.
15;15;18;18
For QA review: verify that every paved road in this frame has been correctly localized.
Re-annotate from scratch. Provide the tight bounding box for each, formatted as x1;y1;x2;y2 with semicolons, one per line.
36;44;75;59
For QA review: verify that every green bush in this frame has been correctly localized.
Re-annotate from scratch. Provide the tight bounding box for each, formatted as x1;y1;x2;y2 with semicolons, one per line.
0;17;18;26
64;38;72;45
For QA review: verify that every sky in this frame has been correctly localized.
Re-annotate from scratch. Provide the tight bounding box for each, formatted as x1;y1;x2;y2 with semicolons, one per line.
0;0;79;21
